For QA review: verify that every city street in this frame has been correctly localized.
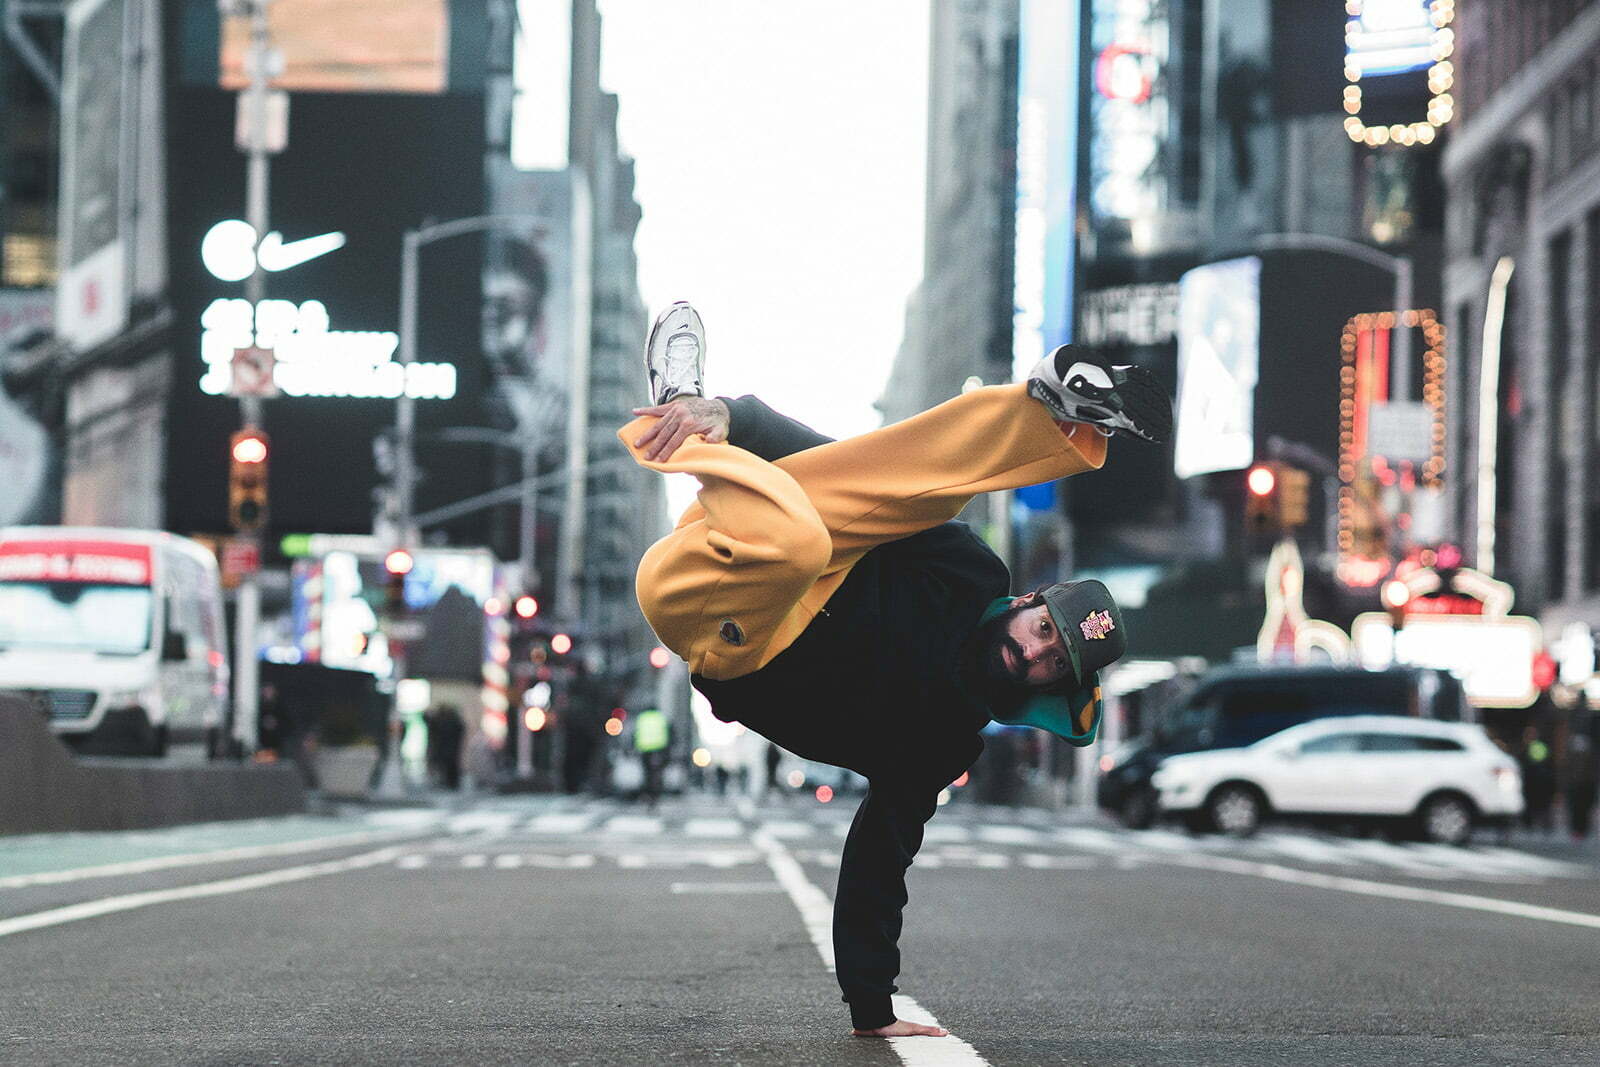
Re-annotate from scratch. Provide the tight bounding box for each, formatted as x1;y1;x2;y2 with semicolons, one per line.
3;794;1598;1066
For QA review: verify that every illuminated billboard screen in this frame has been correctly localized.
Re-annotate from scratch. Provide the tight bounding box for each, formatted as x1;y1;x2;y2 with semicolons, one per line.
219;0;450;94
1174;257;1260;479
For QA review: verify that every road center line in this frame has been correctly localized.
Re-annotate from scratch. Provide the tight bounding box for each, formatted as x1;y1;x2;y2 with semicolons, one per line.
751;830;990;1067
0;828;425;890
0;845;407;939
1156;851;1600;930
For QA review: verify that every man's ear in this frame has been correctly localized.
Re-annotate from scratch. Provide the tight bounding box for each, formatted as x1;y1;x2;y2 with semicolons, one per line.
1010;591;1039;609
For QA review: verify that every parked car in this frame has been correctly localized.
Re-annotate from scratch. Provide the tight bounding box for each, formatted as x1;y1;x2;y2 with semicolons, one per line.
1097;664;1470;828
1150;715;1522;844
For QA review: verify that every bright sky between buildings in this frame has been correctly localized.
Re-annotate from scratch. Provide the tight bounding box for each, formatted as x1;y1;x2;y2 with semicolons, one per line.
595;0;929;440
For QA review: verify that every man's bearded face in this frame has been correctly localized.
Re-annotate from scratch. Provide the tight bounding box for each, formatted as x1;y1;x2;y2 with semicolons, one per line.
974;594;1075;690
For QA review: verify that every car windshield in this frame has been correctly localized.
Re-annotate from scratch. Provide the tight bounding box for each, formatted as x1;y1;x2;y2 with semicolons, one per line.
0;581;154;655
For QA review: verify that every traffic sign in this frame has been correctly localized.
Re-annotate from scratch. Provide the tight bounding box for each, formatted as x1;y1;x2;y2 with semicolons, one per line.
219;537;261;589
229;346;279;398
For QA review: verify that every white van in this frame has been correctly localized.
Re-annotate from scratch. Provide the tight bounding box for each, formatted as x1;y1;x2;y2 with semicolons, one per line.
0;527;230;755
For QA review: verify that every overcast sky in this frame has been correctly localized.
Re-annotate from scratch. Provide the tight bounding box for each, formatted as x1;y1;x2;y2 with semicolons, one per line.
594;0;930;441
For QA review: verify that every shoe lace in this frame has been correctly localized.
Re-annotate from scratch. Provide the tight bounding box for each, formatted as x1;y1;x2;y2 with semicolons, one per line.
663;335;701;386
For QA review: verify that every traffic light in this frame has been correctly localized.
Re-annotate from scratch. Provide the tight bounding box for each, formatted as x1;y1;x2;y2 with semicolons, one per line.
514;594;539;620
383;548;413;615
649;646;671;669
1245;464;1278;536
1277;465;1311;529
228;428;270;533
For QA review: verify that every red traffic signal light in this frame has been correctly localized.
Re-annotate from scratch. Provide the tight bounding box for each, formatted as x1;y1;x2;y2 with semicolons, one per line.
231;431;268;464
550;633;573;655
514;594;539;619
384;549;415;575
1246;465;1277;497
649;646;671;669
228;428;270;533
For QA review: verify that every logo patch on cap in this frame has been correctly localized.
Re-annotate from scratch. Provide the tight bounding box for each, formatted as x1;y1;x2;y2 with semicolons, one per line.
719;619;745;646
1079;610;1116;640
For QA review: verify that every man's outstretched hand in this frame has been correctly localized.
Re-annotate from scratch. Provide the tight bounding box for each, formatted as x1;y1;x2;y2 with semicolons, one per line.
851;1020;948;1039
631;396;730;461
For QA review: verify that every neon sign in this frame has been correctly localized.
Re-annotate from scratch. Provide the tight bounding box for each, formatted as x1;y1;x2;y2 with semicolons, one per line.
1342;0;1455;147
1088;0;1165;224
198;298;456;400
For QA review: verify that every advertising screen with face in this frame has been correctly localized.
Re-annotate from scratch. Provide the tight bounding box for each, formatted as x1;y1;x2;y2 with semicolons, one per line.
219;0;449;94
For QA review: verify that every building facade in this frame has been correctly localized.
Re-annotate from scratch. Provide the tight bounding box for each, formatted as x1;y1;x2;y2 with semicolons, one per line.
1442;0;1600;635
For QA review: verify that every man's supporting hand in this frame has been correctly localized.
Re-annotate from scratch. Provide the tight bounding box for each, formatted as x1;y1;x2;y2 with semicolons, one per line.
630;396;730;461
851;1020;949;1038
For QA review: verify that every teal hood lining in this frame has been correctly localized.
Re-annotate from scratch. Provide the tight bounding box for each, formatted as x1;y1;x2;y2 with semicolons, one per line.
976;597;1103;747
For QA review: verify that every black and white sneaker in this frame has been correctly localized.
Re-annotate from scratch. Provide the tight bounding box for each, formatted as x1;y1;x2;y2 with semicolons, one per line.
1026;344;1171;444
644;301;707;406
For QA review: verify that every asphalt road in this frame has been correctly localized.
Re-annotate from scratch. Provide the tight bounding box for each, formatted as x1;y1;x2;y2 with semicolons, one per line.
2;793;1598;1066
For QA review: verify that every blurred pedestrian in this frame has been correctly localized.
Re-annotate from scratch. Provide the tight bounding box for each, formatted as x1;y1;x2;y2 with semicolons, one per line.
764;741;783;800
425;704;465;791
623;301;1159;1037
1564;723;1597;842
1519;725;1556;833
633;707;670;810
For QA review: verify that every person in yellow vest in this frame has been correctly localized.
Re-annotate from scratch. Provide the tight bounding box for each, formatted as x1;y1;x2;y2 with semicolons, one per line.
623;302;1165;1037
632;707;670;810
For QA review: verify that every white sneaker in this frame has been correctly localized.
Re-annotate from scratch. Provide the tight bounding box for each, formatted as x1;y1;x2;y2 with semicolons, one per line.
644;301;706;406
1026;344;1172;444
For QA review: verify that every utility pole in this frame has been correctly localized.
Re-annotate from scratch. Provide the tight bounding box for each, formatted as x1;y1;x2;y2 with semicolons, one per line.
225;0;282;757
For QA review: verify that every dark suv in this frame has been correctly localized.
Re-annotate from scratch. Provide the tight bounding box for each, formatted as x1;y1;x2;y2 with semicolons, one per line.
1096;664;1471;828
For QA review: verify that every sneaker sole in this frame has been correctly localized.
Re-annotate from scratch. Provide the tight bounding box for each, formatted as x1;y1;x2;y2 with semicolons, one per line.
1109;364;1172;444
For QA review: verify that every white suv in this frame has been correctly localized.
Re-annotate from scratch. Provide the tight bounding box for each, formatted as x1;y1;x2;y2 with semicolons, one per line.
1151;716;1523;845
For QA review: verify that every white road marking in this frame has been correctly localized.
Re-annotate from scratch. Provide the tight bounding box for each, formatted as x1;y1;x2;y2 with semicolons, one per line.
526;813;596;834
752;831;990;1066
602;816;664;836
1051;827;1128;854
0;845;406;939
0;828;423;890
1252;833;1360;866
492;855;524;869
684;818;743;838
923;824;973;843
395;855;430;869
669;882;784;894
461;854;488;868
1156;851;1600;930
1020;853;1100;870
975;825;1042;846
445;812;520;834
755;820;814;839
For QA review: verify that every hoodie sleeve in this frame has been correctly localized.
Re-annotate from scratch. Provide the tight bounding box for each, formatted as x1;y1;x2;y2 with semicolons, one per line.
832;728;980;1030
833;783;936;1030
719;395;834;461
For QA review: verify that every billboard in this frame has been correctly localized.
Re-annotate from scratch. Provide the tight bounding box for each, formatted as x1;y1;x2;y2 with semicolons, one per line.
483;166;573;468
1174;257;1260;479
219;0;450;94
165;88;492;541
55;0;127;350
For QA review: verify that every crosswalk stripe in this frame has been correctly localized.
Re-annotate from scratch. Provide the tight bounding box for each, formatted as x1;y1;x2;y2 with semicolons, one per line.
924;824;973;843
976;825;1043;845
683;818;743;838
602;816;664;835
526;813;596;834
755;820;814;839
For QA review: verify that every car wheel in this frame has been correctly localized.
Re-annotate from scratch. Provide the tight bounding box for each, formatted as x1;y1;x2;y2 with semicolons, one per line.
1418;793;1473;846
1207;784;1263;837
1119;787;1157;830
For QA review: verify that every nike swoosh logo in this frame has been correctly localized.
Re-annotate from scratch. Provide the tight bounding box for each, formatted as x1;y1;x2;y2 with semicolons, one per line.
256;231;347;272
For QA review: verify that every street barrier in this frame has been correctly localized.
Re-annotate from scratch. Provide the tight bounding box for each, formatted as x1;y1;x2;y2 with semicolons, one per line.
0;696;304;835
